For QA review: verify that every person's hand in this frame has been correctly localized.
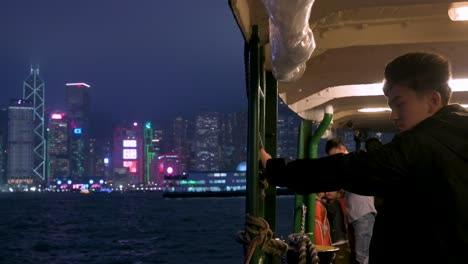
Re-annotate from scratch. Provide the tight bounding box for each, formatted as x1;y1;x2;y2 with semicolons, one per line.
259;148;272;169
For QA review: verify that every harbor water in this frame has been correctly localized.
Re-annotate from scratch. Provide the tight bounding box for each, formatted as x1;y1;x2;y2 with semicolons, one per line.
0;192;296;264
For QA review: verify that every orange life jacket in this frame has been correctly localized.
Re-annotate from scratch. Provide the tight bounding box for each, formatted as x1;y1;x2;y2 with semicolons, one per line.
315;199;332;246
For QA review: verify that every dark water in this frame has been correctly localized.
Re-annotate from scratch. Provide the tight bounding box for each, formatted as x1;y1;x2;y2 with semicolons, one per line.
0;192;296;264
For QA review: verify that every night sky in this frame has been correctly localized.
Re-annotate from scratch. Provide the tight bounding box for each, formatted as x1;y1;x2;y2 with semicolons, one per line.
1;0;247;138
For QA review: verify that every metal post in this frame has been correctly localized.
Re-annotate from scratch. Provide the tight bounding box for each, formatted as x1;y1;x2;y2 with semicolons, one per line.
245;25;264;263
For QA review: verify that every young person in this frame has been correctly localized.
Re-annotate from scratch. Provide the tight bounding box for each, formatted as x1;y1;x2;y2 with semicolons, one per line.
259;52;468;263
325;138;377;264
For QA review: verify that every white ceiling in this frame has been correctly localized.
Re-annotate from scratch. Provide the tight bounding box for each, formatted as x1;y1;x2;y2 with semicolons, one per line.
229;0;468;131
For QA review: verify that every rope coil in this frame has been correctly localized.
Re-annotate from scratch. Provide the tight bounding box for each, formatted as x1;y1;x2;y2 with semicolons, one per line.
236;214;288;264
287;232;319;264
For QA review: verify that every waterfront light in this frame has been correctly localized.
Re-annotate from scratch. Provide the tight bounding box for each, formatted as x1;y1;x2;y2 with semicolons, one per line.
167;167;174;174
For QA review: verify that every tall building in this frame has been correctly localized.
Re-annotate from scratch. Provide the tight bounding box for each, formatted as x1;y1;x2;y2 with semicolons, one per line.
0;106;8;183
23;66;46;183
277;100;302;159
97;138;112;180
112;122;144;185
65;82;91;179
143;121;156;183
219;112;247;171
191;112;222;171
171;116;192;174
47;112;70;182
155;152;184;186
152;129;165;158
7;99;35;184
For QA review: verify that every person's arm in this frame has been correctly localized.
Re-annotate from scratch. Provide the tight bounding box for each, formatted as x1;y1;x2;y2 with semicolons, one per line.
261;136;411;196
259;148;271;169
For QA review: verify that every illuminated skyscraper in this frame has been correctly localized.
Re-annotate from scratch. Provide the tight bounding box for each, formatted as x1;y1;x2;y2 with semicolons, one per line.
65;82;91;178
152;129;165;157
7;99;34;184
112;122;144;184
23;66;46;183
155;152;183;186
171;116;191;174
219;112;247;171
0;107;7;183
47;112;70;181
277;100;302;160
191;112;222;171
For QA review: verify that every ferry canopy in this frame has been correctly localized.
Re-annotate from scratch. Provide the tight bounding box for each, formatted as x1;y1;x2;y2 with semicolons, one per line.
229;0;468;131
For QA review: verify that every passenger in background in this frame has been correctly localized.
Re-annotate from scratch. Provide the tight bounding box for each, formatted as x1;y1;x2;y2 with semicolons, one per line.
315;192;332;246
323;139;352;264
325;138;377;264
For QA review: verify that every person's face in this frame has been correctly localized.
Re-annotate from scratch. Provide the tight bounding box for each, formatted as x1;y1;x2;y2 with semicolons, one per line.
328;145;348;155
387;85;435;133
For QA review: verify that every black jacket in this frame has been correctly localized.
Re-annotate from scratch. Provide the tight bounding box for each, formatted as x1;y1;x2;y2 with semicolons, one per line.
266;104;468;263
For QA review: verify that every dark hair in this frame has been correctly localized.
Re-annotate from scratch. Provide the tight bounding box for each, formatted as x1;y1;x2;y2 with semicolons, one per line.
383;52;452;105
325;138;344;155
365;137;382;152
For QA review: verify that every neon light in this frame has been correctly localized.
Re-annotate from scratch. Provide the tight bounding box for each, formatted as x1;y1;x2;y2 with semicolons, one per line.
66;82;91;88
74;128;82;134
167;167;173;174
123;161;138;173
123;140;137;147
123;149;137;159
51;113;63;120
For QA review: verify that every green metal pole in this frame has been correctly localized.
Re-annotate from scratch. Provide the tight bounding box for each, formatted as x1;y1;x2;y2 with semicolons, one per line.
263;70;278;264
304;110;333;239
258;45;266;219
294;120;312;234
246;25;264;263
310;112;333;160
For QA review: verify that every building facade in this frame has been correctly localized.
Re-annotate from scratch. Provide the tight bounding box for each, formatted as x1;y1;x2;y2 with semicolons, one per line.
171;116;192;174
65;82;91;179
191;112;222;171
112;122;144;185
47;112;70;182
7;99;35;184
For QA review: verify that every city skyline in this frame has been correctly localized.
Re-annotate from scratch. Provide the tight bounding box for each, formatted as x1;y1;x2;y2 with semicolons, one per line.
2;0;248;138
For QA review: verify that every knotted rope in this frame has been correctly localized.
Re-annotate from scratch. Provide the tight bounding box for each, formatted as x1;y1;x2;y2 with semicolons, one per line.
258;177;269;199
236;214;288;264
287;232;319;264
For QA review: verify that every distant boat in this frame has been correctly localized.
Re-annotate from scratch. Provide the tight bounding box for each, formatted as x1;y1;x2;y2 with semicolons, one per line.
162;170;294;198
162;187;293;198
80;189;90;194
